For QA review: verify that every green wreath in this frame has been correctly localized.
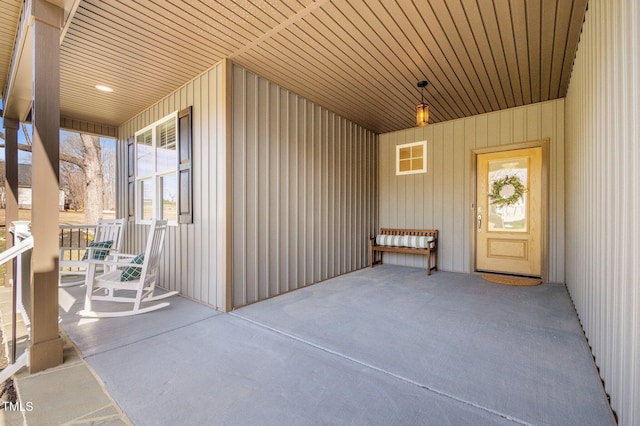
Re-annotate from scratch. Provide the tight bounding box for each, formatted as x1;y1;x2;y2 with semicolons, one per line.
489;175;527;206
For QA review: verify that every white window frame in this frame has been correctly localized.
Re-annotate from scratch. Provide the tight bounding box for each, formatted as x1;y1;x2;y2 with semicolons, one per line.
396;140;427;175
134;111;178;225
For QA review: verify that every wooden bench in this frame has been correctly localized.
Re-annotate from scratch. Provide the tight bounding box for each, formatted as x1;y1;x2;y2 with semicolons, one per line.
369;228;438;275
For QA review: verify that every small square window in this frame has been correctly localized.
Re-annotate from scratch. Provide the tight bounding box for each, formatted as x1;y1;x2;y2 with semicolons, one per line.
396;141;427;175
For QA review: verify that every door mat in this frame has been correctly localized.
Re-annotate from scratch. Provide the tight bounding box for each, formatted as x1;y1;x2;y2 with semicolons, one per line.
482;274;541;286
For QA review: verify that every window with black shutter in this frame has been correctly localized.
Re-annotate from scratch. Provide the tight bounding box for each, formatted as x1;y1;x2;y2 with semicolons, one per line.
131;108;192;224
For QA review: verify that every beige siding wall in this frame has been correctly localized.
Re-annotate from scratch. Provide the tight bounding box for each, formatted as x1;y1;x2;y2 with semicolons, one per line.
117;62;227;309
565;1;640;424
378;99;565;282
60;117;117;138
232;65;378;308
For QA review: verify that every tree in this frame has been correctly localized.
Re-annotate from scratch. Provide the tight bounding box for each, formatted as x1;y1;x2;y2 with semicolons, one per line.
60;161;84;210
1;128;108;224
80;134;104;224
101;146;116;211
59;132;104;224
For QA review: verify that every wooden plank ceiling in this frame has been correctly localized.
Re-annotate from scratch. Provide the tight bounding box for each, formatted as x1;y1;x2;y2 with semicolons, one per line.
55;0;587;133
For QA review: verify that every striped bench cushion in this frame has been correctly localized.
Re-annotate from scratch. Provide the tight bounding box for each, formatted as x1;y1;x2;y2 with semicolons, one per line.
376;234;435;248
376;234;405;247
404;235;435;249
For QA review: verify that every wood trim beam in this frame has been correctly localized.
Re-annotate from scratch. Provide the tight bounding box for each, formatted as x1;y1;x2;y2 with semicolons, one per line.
3;0;80;121
228;0;331;59
59;0;82;43
3;0;31;121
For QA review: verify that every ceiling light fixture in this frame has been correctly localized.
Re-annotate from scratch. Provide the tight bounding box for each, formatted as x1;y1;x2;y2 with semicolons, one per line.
95;84;114;93
416;80;429;127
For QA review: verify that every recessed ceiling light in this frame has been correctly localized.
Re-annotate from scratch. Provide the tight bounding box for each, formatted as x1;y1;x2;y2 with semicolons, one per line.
95;85;114;92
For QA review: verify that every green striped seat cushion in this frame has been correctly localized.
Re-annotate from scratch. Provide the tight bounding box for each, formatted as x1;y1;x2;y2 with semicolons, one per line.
120;254;145;281
81;240;113;261
376;234;404;246
376;234;435;248
404;235;435;249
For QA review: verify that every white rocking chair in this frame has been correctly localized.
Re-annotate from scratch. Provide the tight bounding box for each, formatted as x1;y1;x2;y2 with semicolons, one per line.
79;219;177;318
59;218;126;287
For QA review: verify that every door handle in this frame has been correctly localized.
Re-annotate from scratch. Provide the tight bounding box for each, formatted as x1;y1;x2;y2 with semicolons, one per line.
477;214;482;232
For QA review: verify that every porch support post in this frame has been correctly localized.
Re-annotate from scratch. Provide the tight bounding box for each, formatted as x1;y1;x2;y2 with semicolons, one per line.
28;0;64;373
2;118;19;286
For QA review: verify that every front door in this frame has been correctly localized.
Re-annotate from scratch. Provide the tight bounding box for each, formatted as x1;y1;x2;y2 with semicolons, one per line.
475;147;542;277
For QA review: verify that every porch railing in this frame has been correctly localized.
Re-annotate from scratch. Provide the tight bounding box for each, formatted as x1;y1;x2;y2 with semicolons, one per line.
0;223;99;382
0;230;34;383
59;224;98;272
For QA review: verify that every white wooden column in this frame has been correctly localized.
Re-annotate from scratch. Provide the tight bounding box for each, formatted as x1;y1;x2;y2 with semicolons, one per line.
28;0;64;373
2;118;19;285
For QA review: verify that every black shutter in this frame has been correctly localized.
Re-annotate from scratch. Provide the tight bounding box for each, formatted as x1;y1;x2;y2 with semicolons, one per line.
177;106;193;224
127;136;135;221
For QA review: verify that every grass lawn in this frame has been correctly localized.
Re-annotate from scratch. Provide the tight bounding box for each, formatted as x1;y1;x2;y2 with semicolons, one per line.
0;209;101;229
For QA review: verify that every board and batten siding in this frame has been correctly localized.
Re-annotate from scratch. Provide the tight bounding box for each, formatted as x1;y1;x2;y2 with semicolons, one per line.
232;65;378;308
117;61;228;310
565;1;640;424
378;99;565;282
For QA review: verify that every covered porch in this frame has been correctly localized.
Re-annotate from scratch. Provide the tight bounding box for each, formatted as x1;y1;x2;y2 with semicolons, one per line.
8;266;615;424
1;0;639;423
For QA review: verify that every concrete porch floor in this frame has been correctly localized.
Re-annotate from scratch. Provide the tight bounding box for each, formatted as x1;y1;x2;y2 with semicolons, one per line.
3;265;615;425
